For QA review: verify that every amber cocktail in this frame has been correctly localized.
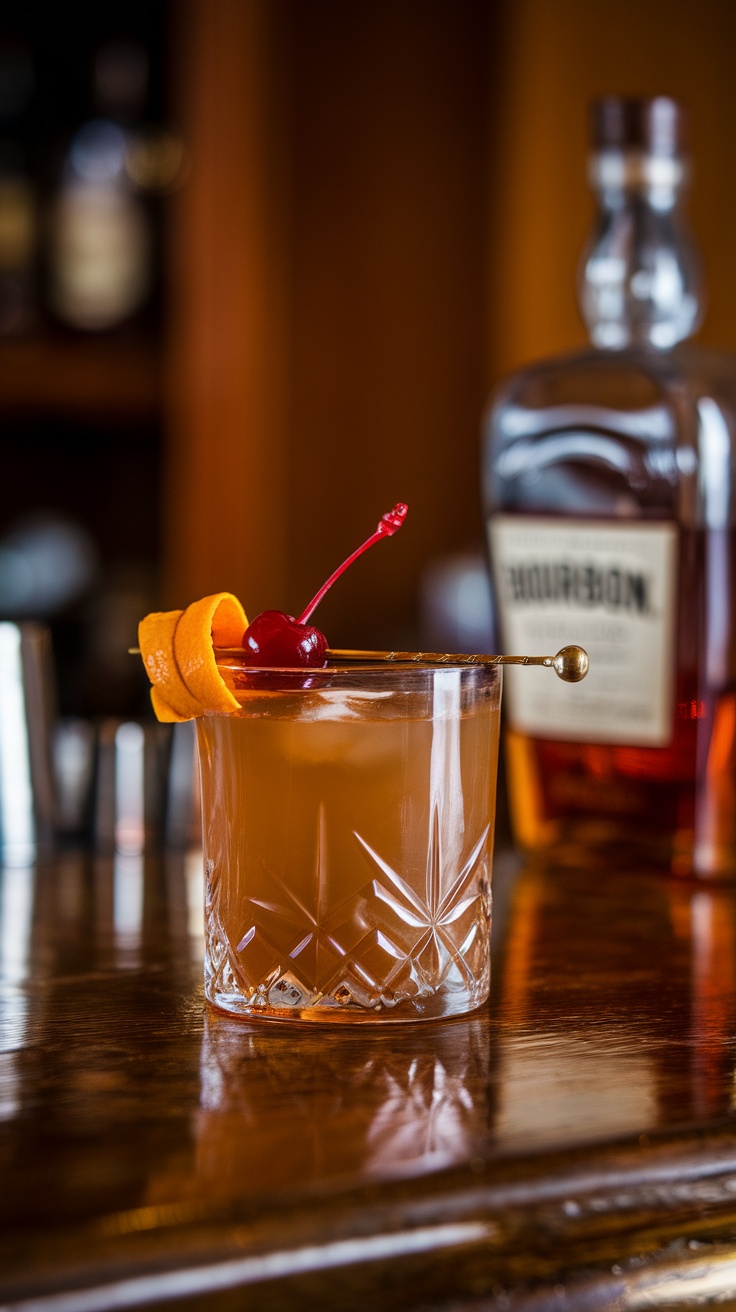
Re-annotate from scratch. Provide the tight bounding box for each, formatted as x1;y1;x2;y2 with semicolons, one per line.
197;660;501;1022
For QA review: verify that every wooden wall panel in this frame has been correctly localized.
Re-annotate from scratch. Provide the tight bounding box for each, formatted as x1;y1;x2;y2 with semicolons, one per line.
285;0;493;648
163;0;291;617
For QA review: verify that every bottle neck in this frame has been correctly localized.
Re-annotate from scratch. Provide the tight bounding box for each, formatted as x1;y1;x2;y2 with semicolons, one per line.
578;150;703;350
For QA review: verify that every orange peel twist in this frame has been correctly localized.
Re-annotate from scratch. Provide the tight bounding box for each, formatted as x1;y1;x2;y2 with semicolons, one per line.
138;592;248;722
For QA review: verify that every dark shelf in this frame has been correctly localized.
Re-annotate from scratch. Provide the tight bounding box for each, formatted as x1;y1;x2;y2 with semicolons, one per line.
0;333;161;420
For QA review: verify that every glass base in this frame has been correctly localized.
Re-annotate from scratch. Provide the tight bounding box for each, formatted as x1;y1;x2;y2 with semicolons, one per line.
204;865;492;1024
205;978;490;1023
204;913;491;1023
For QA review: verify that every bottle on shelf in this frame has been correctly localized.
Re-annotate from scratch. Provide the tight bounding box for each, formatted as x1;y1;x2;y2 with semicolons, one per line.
47;39;152;332
483;96;736;879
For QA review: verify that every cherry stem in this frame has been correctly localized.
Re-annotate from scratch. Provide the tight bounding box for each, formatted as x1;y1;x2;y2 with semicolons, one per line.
297;503;408;624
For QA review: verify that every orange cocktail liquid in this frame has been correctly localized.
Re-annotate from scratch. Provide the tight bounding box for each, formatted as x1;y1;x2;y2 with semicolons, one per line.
198;664;501;1022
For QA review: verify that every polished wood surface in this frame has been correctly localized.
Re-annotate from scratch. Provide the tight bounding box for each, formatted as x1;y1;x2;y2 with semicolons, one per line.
3;850;736;1309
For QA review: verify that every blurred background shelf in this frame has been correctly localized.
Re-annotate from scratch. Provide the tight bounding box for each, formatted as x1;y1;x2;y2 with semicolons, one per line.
0;334;160;420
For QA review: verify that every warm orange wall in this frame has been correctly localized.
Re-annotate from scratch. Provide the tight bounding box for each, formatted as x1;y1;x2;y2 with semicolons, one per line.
285;1;493;648
488;0;736;384
164;0;291;616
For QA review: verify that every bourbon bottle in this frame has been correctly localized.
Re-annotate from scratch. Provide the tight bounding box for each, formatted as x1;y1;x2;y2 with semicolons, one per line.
483;97;736;878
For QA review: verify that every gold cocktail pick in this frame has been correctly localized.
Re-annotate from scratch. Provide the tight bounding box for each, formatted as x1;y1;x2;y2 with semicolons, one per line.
128;644;589;682
322;644;589;682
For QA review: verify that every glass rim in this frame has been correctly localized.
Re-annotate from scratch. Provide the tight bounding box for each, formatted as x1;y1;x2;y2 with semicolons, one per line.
214;648;503;678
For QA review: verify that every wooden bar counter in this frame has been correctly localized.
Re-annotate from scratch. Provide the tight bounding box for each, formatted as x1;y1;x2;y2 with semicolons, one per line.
3;848;736;1309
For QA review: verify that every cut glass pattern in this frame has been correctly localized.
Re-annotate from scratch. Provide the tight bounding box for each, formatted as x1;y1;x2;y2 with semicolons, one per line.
205;803;491;1017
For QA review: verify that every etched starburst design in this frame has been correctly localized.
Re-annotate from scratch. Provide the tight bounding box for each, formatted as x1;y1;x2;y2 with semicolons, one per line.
206;799;491;1015
354;808;491;998
206;804;351;1010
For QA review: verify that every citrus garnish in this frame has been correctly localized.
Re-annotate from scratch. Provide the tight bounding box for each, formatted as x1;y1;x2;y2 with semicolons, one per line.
138;608;201;720
138;592;248;722
173;592;247;714
138;505;408;716
150;686;189;723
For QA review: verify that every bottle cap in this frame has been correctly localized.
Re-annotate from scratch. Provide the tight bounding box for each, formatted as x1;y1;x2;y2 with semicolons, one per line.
591;97;688;158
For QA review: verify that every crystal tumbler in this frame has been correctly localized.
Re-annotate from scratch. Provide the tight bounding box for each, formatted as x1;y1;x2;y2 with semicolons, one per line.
197;661;501;1022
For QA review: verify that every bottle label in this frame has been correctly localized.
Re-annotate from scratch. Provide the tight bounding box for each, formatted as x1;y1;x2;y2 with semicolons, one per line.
488;516;678;746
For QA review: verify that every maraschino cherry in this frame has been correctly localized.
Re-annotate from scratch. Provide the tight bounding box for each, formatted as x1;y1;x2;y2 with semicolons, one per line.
240;609;329;668
240;503;408;668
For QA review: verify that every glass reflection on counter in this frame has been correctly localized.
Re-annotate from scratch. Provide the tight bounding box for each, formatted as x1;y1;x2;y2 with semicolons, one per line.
85;715;201;860
4;850;202;991
113;850;144;952
0;862;33;1123
193;1010;492;1199
666;881;736;1120
0;623;41;866
114;722;146;855
0;861;33;986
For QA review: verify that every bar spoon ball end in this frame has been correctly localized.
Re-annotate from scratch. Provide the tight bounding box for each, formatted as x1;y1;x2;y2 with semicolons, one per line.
551;645;589;682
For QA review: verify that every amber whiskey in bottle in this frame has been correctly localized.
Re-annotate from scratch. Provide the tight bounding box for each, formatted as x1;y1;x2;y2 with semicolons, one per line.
484;97;736;878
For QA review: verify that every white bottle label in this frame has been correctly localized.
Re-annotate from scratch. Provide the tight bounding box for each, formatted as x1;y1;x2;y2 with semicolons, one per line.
488;516;678;746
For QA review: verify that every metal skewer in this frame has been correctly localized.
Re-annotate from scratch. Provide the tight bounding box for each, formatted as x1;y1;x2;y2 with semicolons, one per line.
323;644;589;682
128;644;589;682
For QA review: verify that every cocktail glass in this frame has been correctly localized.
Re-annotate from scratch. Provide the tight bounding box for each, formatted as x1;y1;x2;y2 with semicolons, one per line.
197;659;501;1022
